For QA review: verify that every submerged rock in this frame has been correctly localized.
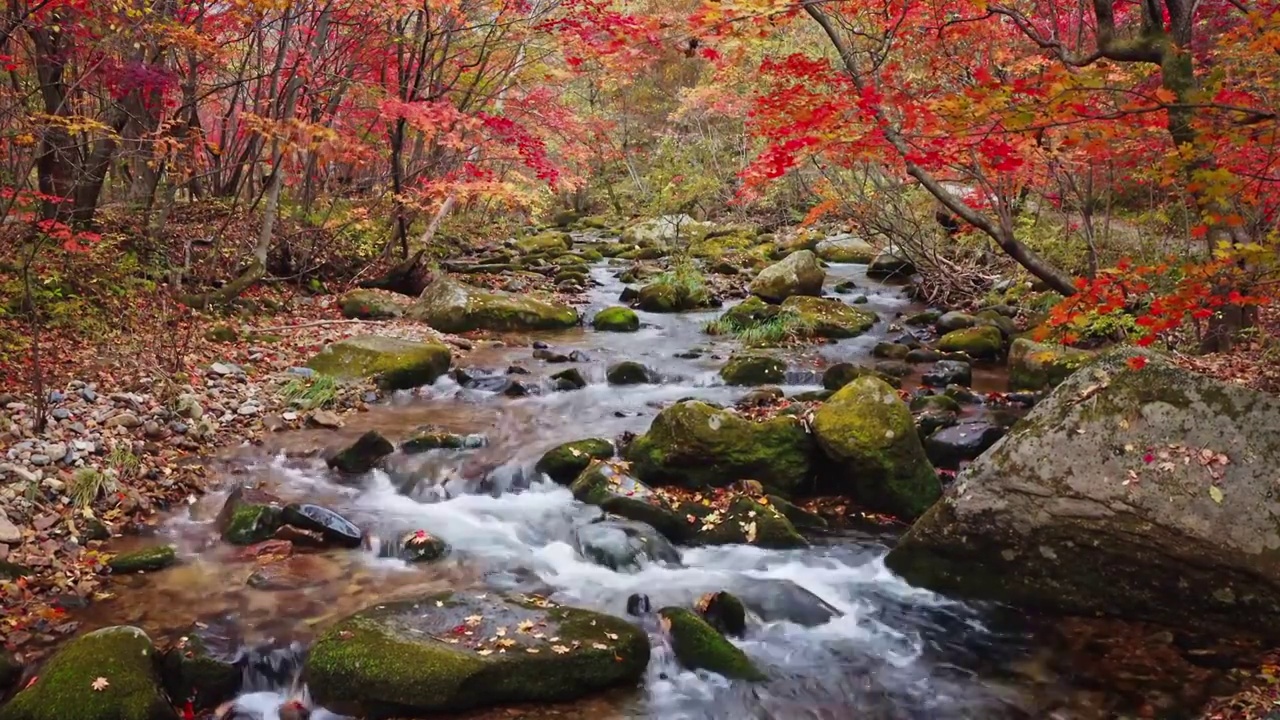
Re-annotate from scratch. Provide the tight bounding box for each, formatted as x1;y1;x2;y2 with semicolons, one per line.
535;438;614;485
395;529;450;563
108;545;177;574
160;619;242;711
326;430;395;474
886;349;1280;638
729;578;843;627
573;518;681;572
571;460;692;543
658;607;765;681
1008;337;1095;391
306;335;451;391
306;591;649;716
606;361;655;386
719;352;785;386
0;626;176;720
626;401;813;496
921;359;973;388
749;250;824;303
409;276;578;332
812;377;940;520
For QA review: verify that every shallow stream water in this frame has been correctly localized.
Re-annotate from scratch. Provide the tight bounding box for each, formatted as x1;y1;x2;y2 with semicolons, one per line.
79;261;1226;719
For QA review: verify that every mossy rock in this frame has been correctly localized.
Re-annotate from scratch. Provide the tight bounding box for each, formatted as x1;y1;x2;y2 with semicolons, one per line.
326;430;395;474
571;460;692;543
905;309;942;326
696;591;747;637
536;439;614;485
402;430;471;453
909;394;961;414
339;290;405;320
204;324;238;343
821;363;900;391
160;624;240;711
765;494;828;531
516;231;571;254
635;280;712;313
658;607;765;681
625;401;813;496
1008;337;1095;391
398;530;451;563
409;276;578;332
720;352;785;386
305;591;650;717
717;296;778;328
935;311;975;332
749;250;824;303
975;309;1017;339
866;252;916;279
872;342;910;360
780;296;877;339
0;626;176;720
606;361;655;385
306;335;451;391
696;496;807;549
216;486;283;546
936;326;1004;360
814;234;877;264
812;377;940;520
592;307;640;332
108;545;176;574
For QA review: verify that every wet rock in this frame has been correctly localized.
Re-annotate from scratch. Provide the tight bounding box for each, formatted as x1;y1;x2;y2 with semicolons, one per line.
921;360;973;388
915;409;959;439
217;487;284;546
273;524;327;547
618;286;639;303
394;529;450;563
635;280;713;313
0;626;175;720
749;250;824;303
833;280;858;294
502;379;535;398
935;311;976;332
551;368;587;392
0;651;20;702
904;309;942;326
781;295;877;338
532;348;570;363
535;438;614;485
626;593;652;616
765;494;828;531
696;495;807;549
326;430;395;474
812;376;940;521
573;518;681;572
160;620;242;711
944;384;982;404
606;361;655;386
822;363;900;391
696;591;747;637
910;394;961;414
402;429;470;453
814;234;877;264
975;309;1017;339
307;410;343;429
568;350;591;363
409;276;579;332
306;335;452;391
108;545;177;574
719;352;784;386
339;289;405;320
873;360;912;378
280;504;363;549
592;306;640;332
728;578;842;626
506;365;530;375
923;421;1007;469
866;252;916;279
246;554;338;591
739;386;784;407
936;326;1004;360
658;606;765;681
905;348;943;363
571;461;691;543
1008;337;1095;391
306;591;649;716
872;342;910;360
626;401;813;496
886;348;1280;638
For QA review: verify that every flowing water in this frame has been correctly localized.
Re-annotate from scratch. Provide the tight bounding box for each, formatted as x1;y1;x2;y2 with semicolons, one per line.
79;262;1219;719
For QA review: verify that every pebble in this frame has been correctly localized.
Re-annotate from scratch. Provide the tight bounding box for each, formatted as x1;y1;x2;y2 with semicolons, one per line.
44;442;67;459
51;408;70;420
210;362;242;376
237;404;261;416
105;412;142;429
308;410;343;429
80;388;97;402
29;454;51;466
47;390;64;403
0;514;19;544
287;367;315;377
169;421;189;434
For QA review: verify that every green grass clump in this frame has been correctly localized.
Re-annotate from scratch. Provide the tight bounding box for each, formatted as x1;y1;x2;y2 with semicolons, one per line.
705;308;814;347
280;374;339;410
70;468;113;509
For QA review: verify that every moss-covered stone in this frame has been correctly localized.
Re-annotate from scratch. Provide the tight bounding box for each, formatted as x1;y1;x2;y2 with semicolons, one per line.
766;494;828;531
975;309;1017;339
696;591;747;637
607;361;655;385
780;296;877;338
592;306;640;332
658;607;765;681
635;279;712;313
326;430;395;474
216;486;284;546
866;252;915;279
1008;337;1095;391
696;496;807;549
516;230;571;254
0;627;176;720
749;250;824;303
401;430;470;453
339;290;405;320
108;545;176;574
935;311;975;332
719;352;785;386
626;401;813;496
873;342;911;360
160;625;240;711
536;439;614;484
204;324;237;342
909;394;961;414
812;377;940;520
936;326;1004;360
814;234;876;264
822;363;900;391
305;591;650;717
409;276;578;332
571;460;693;543
905;309;942;326
399;530;450;563
306;335;451;391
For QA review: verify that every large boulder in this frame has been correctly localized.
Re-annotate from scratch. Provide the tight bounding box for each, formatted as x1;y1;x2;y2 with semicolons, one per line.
592;306;640;332
306;335;451;391
1008;337;1095;391
658;607;765;681
886;349;1280;638
535;438;614;485
695;496;807;549
339;289;405;320
749;250;824;303
719;352;785;386
812;377;940;520
0;626;176;720
780;296;876;338
408;276;578;332
626;401;814;496
813;234;876;264
306;591;650;716
571;460;692;543
936;326;1004;359
573;519;682;571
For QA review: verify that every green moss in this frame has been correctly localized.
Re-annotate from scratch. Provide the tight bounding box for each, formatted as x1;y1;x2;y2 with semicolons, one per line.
535;439;614;484
780;296;877;339
697;496;807;549
306;335;452;391
0;627;176;720
822;363;900;391
936;326;1004;360
108;545;176;574
658;607;766;681
607;361;654;385
571;461;692;543
720;352;785;386
516;231;571;254
1008;337;1095;391
766;494;828;531
218;488;284;546
812;377;940;520
592;307;640;332
626;401;813;496
409;277;578;332
909;394;961;414
873;342;910;360
160;632;239;711
401;431;468;453
204;324;238;342
636;262;712;313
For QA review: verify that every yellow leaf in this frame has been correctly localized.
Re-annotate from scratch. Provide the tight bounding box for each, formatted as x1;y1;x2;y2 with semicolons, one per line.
91;677;109;692
1209;486;1224;504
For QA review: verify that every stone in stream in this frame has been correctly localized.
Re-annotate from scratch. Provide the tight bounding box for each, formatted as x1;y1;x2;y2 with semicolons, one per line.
719;351;785;386
865;252;916;279
572;518;682;572
306;335;452;391
0;626;176;720
923;420;1007;469
532;348;571;363
814;234;877;264
592;306;640;332
780;295;877;338
606;361;655;385
872;342;911;360
727;578;843;627
626;400;814;496
695;496;807;550
909;393;962;414
906;347;944;363
748;250;825;303
408;276;579;332
108;544;177;574
921;359;973;388
338;289;405;320
765;494;829;532
812;376;940;521
658;607;766;681
393;529;451;563
305;591;650;716
1008;337;1095;391
551;367;587;391
822;363;900;391
279;503;363;549
697;591;748;637
160;618;242;711
217;486;284;546
936;326;1004;360
401;428;476;453
635;280;714;313
325;430;395;474
570;460;692;543
935;311;976;332
535;438;614;485
886;348;1280;639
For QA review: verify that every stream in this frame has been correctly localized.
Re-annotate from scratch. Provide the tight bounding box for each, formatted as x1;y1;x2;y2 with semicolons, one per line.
79;261;1208;719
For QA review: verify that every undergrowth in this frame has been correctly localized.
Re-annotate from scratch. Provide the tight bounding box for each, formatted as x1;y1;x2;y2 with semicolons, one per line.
705;307;814;347
280;374;339;410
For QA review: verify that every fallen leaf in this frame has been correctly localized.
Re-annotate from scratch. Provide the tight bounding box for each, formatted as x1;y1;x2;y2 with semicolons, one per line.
525;648;540;654
92;677;109;691
464;614;483;627
552;645;570;654
477;649;493;656
591;642;609;650
1210;486;1225;504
